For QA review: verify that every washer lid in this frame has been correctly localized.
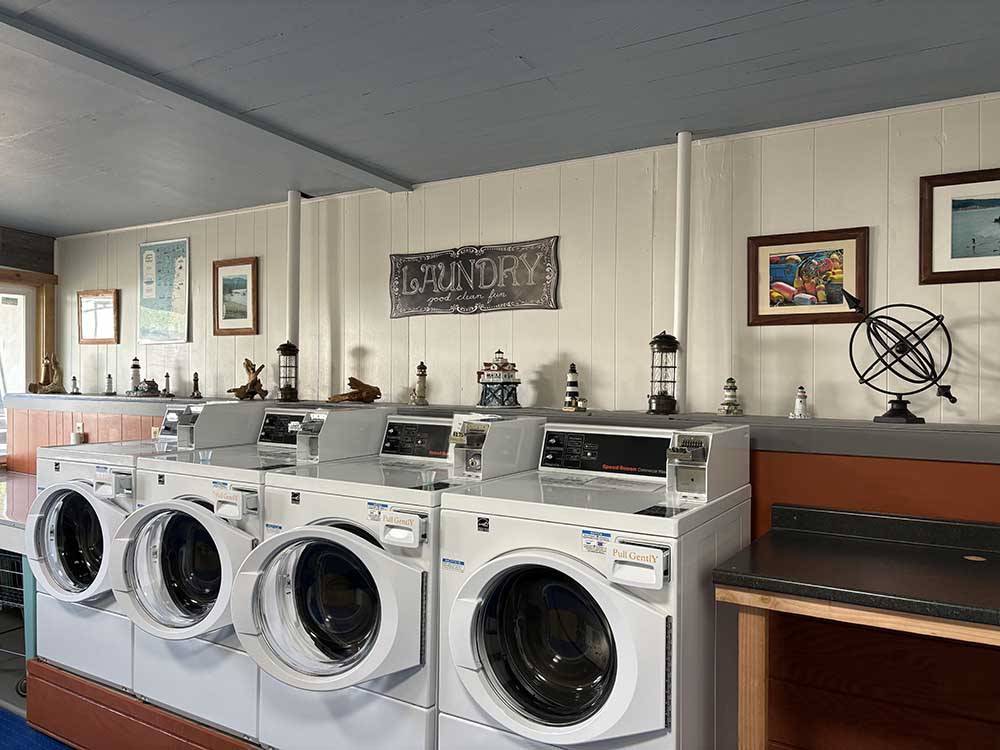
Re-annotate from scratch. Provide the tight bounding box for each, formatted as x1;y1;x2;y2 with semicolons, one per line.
449;550;669;746
25;480;127;603
232;526;425;692
111;499;255;639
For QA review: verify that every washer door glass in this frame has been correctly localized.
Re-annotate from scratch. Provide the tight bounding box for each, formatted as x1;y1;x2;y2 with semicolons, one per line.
44;489;104;592
478;565;617;726
130;509;222;628
257;539;381;676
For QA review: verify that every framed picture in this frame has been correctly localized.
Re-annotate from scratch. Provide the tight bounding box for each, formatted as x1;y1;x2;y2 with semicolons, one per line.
138;238;189;344
748;227;868;326
77;289;120;344
213;257;259;336
920;167;1000;284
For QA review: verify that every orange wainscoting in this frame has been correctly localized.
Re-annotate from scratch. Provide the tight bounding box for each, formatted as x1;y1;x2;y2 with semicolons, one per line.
27;660;254;750
5;408;157;473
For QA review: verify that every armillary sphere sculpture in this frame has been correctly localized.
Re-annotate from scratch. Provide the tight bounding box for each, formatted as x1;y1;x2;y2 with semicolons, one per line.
847;294;957;424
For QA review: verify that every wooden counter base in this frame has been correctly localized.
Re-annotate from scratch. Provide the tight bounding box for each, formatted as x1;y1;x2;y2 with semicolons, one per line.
27;659;254;750
718;586;1000;750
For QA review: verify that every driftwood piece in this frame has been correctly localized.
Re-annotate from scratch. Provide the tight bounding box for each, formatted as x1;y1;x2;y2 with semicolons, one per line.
328;377;382;404
227;358;269;400
28;354;66;394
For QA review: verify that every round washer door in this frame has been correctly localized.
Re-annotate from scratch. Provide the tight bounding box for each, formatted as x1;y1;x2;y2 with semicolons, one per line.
231;526;425;691
25;481;127;603
448;550;669;746
110;499;255;639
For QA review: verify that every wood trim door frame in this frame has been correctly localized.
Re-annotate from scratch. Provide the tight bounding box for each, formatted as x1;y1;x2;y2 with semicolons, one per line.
0;266;58;382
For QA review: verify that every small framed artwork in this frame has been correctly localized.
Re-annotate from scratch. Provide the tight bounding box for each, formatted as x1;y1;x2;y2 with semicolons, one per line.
213;257;259;336
77;289;120;344
920;167;1000;284
748;227;868;326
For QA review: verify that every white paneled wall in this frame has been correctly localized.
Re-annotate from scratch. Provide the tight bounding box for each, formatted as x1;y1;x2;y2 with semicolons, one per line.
339;151;678;411
56;201;340;402
56;92;1000;421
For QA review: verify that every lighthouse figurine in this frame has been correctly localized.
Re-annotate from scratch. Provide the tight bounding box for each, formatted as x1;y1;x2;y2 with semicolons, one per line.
562;363;586;412
476;350;521;408
130;357;141;392
789;385;811;419
408;361;429;406
717;377;743;416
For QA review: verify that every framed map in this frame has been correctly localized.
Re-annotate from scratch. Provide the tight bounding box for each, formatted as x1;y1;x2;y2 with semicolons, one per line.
138;238;189;344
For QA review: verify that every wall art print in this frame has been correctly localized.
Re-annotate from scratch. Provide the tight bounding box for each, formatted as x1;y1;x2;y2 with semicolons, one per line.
920;167;1000;284
389;236;559;318
213;256;259;336
748;227;868;326
137;237;189;344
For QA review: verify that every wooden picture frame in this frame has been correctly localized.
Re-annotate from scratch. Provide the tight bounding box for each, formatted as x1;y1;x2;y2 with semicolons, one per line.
213;256;259;336
77;289;120;344
919;167;1000;284
138;237;189;344
748;227;868;327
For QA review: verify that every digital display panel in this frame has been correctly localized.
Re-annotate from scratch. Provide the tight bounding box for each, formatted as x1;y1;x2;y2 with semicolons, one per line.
258;412;308;446
540;430;670;478
381;421;451;458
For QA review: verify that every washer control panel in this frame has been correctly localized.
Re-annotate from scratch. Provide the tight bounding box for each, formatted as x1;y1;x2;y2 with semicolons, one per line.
258;410;309;446
540;429;670;478
381;419;451;459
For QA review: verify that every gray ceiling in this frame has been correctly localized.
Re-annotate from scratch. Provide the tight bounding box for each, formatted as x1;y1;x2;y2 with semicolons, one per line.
4;0;1000;237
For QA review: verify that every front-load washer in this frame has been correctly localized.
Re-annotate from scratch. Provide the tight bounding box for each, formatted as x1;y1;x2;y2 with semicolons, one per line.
25;400;264;691
111;406;391;741
231;413;545;750
438;423;751;750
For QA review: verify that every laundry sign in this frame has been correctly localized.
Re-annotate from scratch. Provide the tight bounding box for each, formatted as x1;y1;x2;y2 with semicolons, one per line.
389;236;559;318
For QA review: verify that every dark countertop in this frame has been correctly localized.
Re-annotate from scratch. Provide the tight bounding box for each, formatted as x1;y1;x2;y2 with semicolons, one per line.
714;505;1000;627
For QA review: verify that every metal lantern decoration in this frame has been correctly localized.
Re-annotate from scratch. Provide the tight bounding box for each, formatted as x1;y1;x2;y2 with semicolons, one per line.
647;331;679;415
277;341;299;402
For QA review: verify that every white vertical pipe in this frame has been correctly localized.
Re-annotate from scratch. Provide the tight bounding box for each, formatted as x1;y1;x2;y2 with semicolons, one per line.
673;131;692;413
286;189;301;344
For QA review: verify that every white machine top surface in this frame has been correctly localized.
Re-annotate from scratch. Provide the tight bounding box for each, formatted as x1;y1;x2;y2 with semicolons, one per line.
443;471;750;537
37;439;191;466
267;455;467;506
137;444;299;483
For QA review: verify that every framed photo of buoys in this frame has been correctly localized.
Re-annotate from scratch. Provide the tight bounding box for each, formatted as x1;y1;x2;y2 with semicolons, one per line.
748;227;869;327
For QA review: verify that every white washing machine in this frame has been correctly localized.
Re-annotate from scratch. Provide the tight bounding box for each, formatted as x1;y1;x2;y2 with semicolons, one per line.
231;414;545;750
438;423;751;750
25;401;264;690
111;406;391;741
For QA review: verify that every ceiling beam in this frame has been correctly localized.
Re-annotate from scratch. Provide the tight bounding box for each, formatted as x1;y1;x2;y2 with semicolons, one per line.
0;9;413;193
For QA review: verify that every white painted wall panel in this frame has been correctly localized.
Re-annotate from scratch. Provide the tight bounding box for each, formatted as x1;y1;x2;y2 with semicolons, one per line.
729;138;762;415
53;91;1000;422
887;109;944;422
940;102;982;423
759;129;815;418
614;153;654;412
512;166;561;409
812;118;888;420
591;157;619;410
422;182;463;405
980;100;1000;424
